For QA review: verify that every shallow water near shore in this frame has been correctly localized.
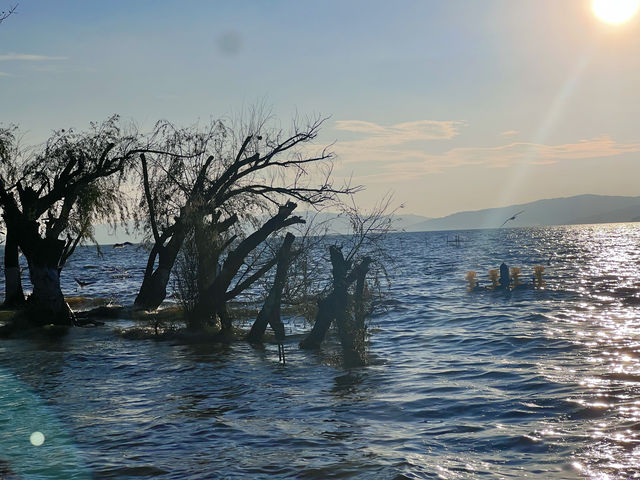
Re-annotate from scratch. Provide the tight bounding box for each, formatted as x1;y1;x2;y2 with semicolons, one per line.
2;224;640;478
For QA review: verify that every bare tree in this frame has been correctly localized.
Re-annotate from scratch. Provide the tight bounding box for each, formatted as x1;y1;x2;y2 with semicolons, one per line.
135;115;358;312
299;194;399;365
134;120;227;310
192;201;305;333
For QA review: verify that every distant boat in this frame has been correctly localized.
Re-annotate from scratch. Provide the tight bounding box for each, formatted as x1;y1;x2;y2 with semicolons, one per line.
113;241;133;249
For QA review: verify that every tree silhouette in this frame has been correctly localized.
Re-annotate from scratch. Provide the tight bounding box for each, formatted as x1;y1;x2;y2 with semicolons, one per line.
0;116;163;325
135;115;358;312
0;4;17;25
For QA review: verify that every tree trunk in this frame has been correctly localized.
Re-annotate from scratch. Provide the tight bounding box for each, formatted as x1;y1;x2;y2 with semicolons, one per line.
298;293;339;349
21;235;73;326
299;246;350;349
299;248;372;356
27;263;72;326
134;228;186;310
195;202;303;331
335;257;371;365
1;209;73;326
3;227;25;308
195;222;220;298
134;263;171;310
247;232;295;344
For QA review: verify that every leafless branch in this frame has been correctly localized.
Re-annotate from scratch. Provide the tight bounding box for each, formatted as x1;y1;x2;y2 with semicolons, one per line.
0;3;17;25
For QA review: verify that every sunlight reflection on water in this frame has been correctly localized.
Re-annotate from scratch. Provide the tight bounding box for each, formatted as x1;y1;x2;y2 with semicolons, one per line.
2;224;640;477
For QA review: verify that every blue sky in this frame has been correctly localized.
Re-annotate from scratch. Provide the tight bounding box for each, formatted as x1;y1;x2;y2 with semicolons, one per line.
2;0;640;217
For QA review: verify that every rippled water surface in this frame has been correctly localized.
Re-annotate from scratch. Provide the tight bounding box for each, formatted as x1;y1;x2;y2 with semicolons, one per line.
2;224;640;479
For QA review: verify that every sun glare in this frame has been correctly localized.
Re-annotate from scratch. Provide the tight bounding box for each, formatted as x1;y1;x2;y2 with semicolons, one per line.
593;0;640;24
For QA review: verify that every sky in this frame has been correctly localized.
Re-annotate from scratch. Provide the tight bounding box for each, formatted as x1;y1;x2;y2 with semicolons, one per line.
1;0;640;218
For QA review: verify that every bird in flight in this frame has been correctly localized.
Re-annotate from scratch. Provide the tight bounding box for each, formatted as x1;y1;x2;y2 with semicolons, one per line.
74;277;96;288
500;210;524;227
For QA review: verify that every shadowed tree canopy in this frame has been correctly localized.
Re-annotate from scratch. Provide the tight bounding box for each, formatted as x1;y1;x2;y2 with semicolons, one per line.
0;116;163;325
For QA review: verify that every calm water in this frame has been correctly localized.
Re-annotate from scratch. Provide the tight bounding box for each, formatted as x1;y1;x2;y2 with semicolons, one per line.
2;224;640;479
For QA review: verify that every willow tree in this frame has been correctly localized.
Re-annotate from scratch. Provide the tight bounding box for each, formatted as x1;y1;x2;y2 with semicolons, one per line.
0;116;143;325
134;120;228;310
135;115;357;312
0;125;25;307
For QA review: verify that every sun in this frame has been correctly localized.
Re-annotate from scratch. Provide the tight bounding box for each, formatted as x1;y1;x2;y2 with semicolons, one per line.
593;0;640;24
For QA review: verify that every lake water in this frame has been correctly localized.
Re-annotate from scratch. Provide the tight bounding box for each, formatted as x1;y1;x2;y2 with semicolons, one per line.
1;224;640;479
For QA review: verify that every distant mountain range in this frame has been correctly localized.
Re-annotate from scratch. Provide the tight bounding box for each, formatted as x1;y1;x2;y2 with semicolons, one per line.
92;195;640;243
296;211;432;234
404;194;640;232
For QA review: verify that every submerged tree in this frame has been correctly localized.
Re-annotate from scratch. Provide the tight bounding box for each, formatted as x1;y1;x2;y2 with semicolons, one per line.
0;116;146;325
299;195;398;365
246;231;296;344
135;114;357;315
192;201;305;333
134;120;227;310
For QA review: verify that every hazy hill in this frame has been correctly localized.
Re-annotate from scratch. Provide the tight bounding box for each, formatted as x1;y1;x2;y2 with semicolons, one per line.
298;211;431;234
406;194;640;232
92;212;432;244
92;195;640;243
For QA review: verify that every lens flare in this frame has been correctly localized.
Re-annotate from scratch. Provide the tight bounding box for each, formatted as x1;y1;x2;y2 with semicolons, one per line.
29;431;45;446
593;0;640;24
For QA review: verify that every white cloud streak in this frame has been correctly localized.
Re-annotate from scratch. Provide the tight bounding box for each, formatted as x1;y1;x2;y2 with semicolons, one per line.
0;53;67;61
335;119;465;149
335;133;640;183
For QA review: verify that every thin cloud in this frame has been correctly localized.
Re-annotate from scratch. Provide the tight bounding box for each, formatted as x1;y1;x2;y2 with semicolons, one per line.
337;135;640;183
335;119;464;149
0;72;11;77
0;53;67;61
451;135;640;166
500;130;519;136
